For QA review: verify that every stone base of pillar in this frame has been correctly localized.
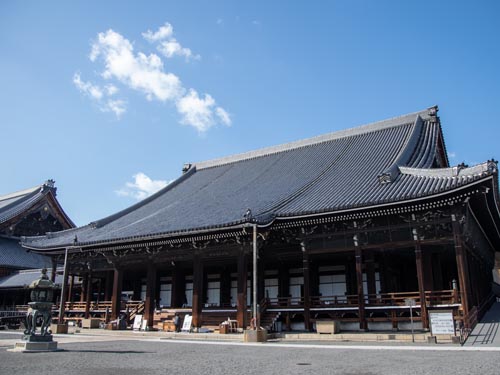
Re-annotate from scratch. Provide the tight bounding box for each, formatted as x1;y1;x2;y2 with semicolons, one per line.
244;329;268;342
50;323;68;334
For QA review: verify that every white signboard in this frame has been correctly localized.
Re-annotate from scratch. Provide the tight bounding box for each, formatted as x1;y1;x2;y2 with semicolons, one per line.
181;314;192;332
429;310;455;335
133;314;143;331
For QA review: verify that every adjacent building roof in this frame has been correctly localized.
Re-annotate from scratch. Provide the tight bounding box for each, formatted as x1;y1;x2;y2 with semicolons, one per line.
0;236;52;269
22;106;499;251
0;180;74;228
0;268;63;289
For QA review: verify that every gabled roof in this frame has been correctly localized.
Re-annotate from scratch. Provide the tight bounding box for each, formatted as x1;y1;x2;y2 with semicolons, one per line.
0;180;74;228
22;106;499;251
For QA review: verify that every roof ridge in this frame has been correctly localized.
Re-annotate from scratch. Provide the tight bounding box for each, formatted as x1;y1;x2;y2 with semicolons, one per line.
399;160;497;178
0;185;41;202
195;107;435;170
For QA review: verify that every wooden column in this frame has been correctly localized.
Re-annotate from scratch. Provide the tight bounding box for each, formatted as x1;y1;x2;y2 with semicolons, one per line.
302;243;312;331
192;256;204;329
144;263;157;329
452;216;470;323
58;268;70;324
236;252;248;329
84;272;92;319
414;241;428;329
111;268;123;320
355;246;367;330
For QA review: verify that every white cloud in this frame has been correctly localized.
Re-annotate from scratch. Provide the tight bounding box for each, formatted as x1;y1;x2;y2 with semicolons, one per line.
176;89;231;132
104;99;126;118
90;30;185;102
448;151;456;159
73;73;103;100
142;23;200;61
215;107;231;126
73;73;126;118
115;172;169;200
142;23;173;42
75;25;230;131
158;39;200;61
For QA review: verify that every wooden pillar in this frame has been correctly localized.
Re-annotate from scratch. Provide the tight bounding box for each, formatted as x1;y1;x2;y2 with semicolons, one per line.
84;272;92;319
236;252;248;329
144;263;157;329
111;268;123;320
355;246;367;330
192;256;204;329
452;216;470;323
58;268;70;324
301;243;312;331
414;241;428;329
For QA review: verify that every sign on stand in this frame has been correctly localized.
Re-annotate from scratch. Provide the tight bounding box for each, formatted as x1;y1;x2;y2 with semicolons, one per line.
181;314;192;332
133;314;143;331
429;310;455;335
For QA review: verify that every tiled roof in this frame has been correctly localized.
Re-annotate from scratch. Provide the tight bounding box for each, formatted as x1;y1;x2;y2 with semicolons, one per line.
0;236;52;269
0;268;63;289
22;106;499;250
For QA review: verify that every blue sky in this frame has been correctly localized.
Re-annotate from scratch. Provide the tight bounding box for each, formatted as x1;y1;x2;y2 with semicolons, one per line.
1;1;499;226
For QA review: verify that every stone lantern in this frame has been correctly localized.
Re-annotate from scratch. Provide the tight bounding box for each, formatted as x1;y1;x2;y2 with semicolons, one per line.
9;268;59;352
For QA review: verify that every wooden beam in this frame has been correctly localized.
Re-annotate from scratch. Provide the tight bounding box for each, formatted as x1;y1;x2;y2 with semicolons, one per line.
111;268;123;320
84;272;92;319
302;244;312;331
237;252;248;329
192;256;203;329
414;242;428;329
355;247;367;330
144;263;157;330
452;217;470;324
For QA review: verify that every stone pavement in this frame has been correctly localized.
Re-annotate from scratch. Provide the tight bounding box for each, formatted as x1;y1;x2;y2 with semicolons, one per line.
465;301;500;347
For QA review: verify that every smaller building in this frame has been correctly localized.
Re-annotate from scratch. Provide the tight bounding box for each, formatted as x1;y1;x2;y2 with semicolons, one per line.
0;180;74;308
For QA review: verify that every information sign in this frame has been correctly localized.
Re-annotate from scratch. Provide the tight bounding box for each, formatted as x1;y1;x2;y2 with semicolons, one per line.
181;314;192;332
429;310;455;335
133;314;143;331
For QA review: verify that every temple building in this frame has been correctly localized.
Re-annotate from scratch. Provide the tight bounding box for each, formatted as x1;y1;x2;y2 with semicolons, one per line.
21;107;500;334
0;180;74;308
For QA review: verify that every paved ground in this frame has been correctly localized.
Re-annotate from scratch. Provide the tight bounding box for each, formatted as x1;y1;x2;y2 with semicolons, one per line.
465;301;500;347
1;331;499;375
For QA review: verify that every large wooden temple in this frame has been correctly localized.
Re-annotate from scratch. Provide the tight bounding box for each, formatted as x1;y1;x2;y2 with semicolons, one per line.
22;107;500;334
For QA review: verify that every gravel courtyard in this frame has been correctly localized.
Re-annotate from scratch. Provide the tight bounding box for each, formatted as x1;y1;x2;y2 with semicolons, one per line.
0;332;498;375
